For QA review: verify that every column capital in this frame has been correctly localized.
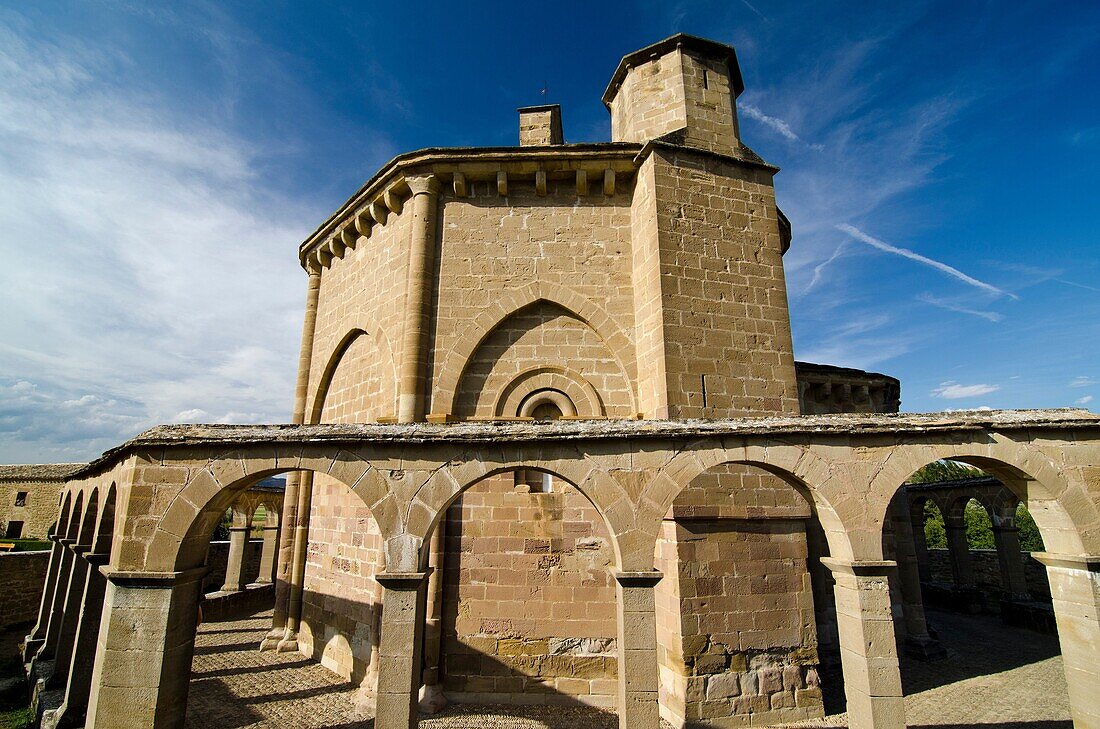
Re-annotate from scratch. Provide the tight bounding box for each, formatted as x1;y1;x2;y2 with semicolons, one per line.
227;525;251;533
100;565;210;587
405;174;440;197
84;552;111;566
612;569;664;588
71;544;92;555
376;570;431;589
1031;552;1100;572
820;557;897;577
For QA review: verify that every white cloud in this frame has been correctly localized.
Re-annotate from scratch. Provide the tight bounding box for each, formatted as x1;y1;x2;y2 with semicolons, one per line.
837;224;1016;299
916;293;1004;322
740;102;823;149
931;382;1000;399
1076;395;1094;406
1069;376;1096;388
0;15;324;462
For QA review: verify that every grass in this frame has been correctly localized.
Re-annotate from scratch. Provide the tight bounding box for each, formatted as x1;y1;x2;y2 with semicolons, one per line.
0;540;50;553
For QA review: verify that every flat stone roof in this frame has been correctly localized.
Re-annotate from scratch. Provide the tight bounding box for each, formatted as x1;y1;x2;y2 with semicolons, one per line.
0;463;87;482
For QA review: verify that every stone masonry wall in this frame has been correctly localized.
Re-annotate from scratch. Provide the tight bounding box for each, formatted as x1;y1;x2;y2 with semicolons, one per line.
0;550;50;629
0;479;62;539
441;473;618;707
429;185;637;416
201;539;265;595
656;465;824;727
647;147;799;417
925;548;1050;602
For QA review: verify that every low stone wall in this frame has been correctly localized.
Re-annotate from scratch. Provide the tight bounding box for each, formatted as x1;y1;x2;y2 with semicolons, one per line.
0;550;50;629
202;539;265;595
926;548;1050;601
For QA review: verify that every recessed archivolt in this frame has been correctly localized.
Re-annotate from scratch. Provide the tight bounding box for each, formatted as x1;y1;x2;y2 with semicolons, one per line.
495;365;605;417
435;281;638;415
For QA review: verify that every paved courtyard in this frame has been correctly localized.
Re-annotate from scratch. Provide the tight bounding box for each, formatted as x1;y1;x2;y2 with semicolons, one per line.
185;608;1071;729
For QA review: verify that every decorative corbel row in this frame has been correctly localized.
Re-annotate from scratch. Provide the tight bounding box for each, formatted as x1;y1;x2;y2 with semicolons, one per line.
453;171;467;197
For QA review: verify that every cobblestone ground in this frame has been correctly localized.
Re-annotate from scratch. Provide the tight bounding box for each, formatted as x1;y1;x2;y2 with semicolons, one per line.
186;608;1070;728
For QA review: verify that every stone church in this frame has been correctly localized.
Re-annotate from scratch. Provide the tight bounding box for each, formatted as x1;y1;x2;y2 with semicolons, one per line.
266;33;902;728
19;33;1100;729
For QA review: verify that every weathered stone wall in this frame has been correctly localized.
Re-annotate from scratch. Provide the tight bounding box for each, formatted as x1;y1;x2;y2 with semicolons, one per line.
0;478;64;539
0;550;50;628
644;147;799;418
655;466;823;727
925;548;1050;601
441;473;618;707
429;185;637;417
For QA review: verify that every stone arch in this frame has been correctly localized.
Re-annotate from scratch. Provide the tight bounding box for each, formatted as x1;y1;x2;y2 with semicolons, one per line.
309;323;398;424
405;456;626;571
494;365;605;417
76;487;100;547
145;448;395;573
436;281;638;415
647;442;858;561
55;491;73;538
65;491;84;541
868;441;1091;556
93;484;117;554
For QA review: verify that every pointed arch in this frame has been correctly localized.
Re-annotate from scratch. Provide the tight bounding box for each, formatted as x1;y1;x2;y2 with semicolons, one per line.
435;281;638;415
309;321;398;424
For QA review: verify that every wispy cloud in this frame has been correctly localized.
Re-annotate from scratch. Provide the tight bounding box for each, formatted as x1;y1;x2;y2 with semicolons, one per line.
1076;395;1094;406
836;224;1017;299
916;293;1004;322
803;242;846;294
738;0;770;23
740;103;823;149
932;382;1000;399
0;14;321;462
1070;376;1096;388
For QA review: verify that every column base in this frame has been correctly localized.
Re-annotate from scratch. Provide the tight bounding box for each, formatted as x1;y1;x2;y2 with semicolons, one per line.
276;633;300;653
418;682;448;714
904;634;946;661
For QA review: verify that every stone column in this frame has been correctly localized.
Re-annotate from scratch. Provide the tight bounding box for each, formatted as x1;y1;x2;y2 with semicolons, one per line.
614;570;663;729
278;470;314;652
944;515;975;588
992;510;1030;601
52;552;110;728
221;525;250;592
24;534;65;659
256;521;279;584
36;537;78;662
1032;554;1100;729
263;262;321;650
418;524;447;713
396;174;439;423
85;567;206;729
821;559;905;729
375;571;429;729
889;498;944;660
47;543;92;688
909;502;933;584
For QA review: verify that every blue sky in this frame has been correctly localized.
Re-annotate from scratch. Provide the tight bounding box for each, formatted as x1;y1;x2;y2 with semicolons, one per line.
1;1;1098;463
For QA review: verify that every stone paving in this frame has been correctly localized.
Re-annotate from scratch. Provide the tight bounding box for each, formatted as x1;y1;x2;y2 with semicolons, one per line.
185;608;1071;728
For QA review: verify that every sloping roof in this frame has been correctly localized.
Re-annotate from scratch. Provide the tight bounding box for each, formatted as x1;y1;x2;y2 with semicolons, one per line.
0;463;86;482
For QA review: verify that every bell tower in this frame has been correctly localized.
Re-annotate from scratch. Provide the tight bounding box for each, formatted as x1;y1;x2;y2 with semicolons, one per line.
603;33;745;156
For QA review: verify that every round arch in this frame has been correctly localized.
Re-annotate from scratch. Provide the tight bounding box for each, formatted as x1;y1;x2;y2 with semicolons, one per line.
144;449;396;573
867;443;1090;556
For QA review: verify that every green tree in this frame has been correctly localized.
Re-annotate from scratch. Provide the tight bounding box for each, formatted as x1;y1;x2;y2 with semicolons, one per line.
963;499;995;549
907;460;987;484
923;500;946;549
1015;503;1045;552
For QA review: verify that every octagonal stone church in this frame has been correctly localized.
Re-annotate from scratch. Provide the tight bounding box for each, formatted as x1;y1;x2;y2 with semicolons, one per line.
23;34;1100;729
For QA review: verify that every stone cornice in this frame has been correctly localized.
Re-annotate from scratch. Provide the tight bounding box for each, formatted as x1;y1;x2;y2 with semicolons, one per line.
60;409;1100;482
298;143;643;270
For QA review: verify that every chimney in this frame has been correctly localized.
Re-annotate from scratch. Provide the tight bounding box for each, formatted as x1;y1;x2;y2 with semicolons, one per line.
518;104;563;146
